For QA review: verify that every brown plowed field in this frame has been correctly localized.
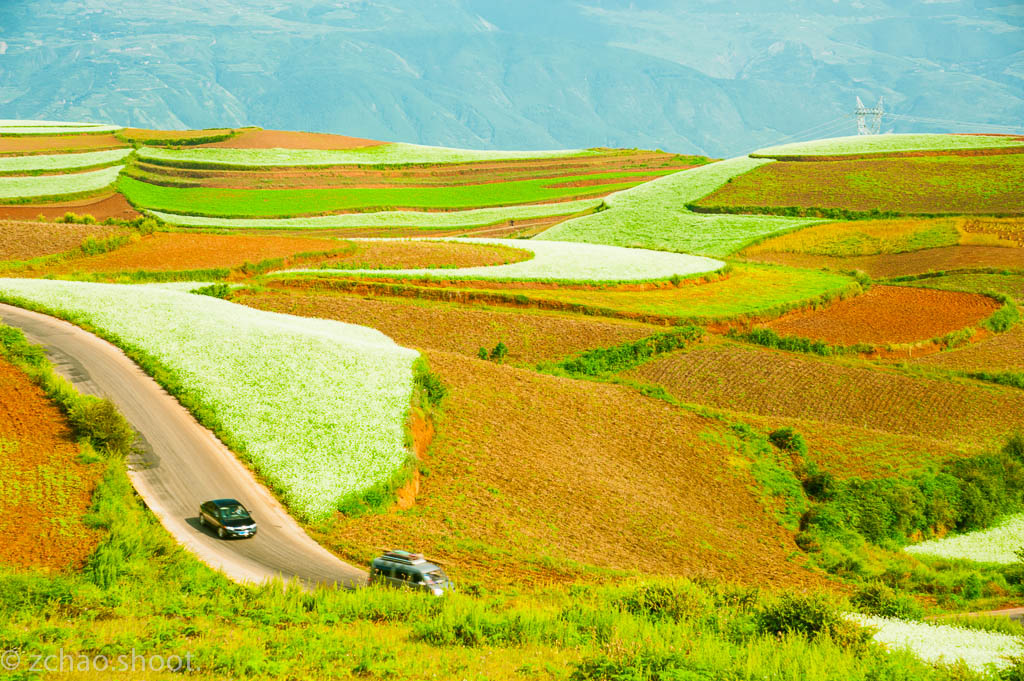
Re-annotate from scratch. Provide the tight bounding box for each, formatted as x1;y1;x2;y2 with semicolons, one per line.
312;349;823;588
0;359;102;569
913;324;1024;374
0;192;140;222
0;220;124;262
200;128;382;149
763;285;999;345
234;289;657;364
628;341;1024;451
44;234;530;275
748;246;1024;279
0;133;127;155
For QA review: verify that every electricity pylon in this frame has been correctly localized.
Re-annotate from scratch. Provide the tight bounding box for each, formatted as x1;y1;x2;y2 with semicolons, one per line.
855;96;884;135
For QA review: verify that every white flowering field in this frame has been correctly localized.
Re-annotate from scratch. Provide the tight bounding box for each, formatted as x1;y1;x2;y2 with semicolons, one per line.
0;149;132;173
0;165;124;199
288;238;725;283
905;513;1024;564
754;133;1024;158
538;156;820;256
850;614;1023;671
147;198;602;230
0;279;419;519
137;142;595;168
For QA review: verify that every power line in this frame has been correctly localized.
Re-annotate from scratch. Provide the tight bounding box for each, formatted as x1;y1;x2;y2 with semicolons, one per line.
884;113;1022;134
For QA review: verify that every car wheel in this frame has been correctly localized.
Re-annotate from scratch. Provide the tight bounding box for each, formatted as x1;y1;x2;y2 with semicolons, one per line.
218;527;225;539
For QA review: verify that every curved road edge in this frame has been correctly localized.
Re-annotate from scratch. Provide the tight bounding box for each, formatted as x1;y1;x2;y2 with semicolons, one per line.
0;302;367;590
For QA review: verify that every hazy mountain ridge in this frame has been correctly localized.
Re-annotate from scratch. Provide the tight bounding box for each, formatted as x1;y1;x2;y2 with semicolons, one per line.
0;0;1020;156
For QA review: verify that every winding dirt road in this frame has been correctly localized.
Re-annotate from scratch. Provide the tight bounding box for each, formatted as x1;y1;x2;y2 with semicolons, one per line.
0;303;367;589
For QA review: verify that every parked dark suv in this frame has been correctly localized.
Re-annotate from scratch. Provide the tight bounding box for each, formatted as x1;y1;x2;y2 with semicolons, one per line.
198;498;257;539
369;550;451;596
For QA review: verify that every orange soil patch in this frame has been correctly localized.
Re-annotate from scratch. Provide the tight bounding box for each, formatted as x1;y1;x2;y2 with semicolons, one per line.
0;359;103;569
201;128;381;149
46;232;348;273
763;285;999;345
234;289;657;364
311;349;823;589
628;340;1024;452
0;220;123;262
748;246;1024;279
44;234;529;275
913;324;1024;374
0;192;140;222
0;134;127;155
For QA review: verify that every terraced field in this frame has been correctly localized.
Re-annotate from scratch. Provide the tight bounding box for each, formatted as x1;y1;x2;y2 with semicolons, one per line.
627;339;1024;451
0;220;126;263
122;150;698;218
41;234;531;277
762;285;1001;347
693;154;1024;216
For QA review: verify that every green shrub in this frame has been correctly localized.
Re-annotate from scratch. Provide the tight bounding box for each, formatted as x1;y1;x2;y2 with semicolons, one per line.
850;582;923;619
739;328;834;356
559;326;702;376
190;283;232;299
477;347;488;360
614;581;710;622
489;341;509;363
769;427;808;457
413;361;447;408
68;397;135;455
756;593;865;645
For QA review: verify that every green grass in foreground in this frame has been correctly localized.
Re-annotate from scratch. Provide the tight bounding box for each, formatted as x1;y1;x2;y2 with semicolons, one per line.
753;133;1024;158
538;156;820;257
119;172;647;217
136;142;597;167
519;264;857;322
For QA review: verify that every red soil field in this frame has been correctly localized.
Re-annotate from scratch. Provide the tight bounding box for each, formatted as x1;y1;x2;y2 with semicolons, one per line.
0;134;127;155
200;128;381;149
0;359;102;569
0;192;140;222
748;246;1024;279
628;340;1024;452
0;220;124;262
313;349;823;588
763;285;1000;345
44;233;531;275
234;289;657;364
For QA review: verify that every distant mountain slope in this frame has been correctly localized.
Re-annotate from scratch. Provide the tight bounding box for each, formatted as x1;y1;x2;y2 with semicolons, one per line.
0;0;1020;157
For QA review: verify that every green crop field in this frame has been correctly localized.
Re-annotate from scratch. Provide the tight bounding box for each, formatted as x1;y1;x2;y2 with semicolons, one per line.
539;156;820;256
0;164;123;200
118;173;651;217
693;154;1024;216
0;148;131;173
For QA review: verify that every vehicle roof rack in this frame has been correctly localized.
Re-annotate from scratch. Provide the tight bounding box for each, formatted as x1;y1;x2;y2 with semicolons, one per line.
381;550;427;565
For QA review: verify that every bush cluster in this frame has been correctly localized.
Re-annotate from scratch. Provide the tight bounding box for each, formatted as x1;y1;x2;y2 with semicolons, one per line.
559;326;703;376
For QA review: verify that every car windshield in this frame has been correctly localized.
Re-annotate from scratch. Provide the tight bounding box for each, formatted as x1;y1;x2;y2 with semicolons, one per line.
219;504;250;520
421;569;447;584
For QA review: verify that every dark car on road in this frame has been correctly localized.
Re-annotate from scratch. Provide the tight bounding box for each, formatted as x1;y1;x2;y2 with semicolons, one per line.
199;498;257;539
369;550;452;596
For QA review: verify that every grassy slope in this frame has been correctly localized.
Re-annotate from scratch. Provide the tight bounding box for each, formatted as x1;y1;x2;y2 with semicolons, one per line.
537;156;820;257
